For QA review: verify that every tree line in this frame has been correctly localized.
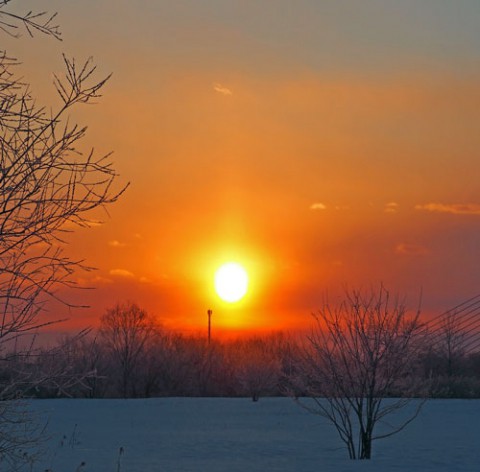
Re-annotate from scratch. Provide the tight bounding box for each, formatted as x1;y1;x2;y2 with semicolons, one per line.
7;300;479;402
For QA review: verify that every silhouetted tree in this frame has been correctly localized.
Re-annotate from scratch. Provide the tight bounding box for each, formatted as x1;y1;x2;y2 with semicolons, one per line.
292;286;426;459
234;337;281;401
150;332;195;396
99;302;159;398
438;311;466;377
423;311;471;397
0;1;125;466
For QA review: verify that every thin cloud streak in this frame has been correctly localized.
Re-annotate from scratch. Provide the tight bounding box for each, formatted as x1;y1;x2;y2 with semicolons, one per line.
310;202;326;210
108;240;127;248
109;269;135;278
415;203;480;215
384;202;399;213
213;83;232;95
395;242;428;256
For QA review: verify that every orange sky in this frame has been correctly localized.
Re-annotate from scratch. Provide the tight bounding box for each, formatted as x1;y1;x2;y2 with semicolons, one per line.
7;1;480;336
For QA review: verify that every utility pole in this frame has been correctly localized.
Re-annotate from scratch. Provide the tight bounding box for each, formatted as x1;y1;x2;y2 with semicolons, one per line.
207;309;213;344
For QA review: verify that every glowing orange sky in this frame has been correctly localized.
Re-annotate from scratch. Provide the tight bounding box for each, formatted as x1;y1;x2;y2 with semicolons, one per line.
8;1;480;336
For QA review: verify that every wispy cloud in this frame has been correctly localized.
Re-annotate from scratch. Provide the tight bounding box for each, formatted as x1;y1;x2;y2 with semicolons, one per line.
108;240;127;248
415;203;480;215
384;202;399;213
310;202;327;210
213;83;232;95
93;275;114;284
395;243;428;256
109;269;135;278
76;275;113;286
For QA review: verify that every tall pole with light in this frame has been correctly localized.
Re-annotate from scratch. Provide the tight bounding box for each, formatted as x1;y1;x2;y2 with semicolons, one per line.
207;309;213;344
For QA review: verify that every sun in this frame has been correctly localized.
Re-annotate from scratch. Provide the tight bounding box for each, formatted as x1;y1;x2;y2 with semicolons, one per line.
214;262;249;303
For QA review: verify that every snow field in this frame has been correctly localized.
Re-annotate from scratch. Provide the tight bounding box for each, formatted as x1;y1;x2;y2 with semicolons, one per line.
29;397;480;472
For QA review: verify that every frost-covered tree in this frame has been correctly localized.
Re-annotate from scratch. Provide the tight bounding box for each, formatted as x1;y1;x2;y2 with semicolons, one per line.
100;302;159;398
0;1;125;466
234;337;281;401
292;286;426;459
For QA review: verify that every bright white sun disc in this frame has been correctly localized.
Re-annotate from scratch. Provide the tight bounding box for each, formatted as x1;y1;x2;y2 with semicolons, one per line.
214;263;248;303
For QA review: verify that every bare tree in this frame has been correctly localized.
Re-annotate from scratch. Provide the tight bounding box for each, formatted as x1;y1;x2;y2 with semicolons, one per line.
423;310;469;397
99;302;160;398
148;332;196;396
0;9;125;346
292;286;426;460
0;0;126;466
438;311;466;378
72;335;109;398
234;337;281;401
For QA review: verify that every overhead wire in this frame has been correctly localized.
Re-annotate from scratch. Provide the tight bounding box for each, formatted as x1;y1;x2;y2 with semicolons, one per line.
421;295;480;353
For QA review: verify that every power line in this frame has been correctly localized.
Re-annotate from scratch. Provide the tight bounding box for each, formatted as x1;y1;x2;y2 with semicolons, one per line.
422;294;480;354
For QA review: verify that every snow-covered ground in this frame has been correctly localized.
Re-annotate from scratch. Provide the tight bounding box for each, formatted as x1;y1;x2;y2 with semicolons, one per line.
29;397;480;472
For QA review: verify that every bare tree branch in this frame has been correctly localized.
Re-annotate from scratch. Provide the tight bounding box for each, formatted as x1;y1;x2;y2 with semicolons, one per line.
0;1;128;467
0;1;61;40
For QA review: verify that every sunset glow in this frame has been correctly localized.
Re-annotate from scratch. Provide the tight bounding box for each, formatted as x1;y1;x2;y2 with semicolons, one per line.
214;263;248;303
4;3;480;470
7;1;480;336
